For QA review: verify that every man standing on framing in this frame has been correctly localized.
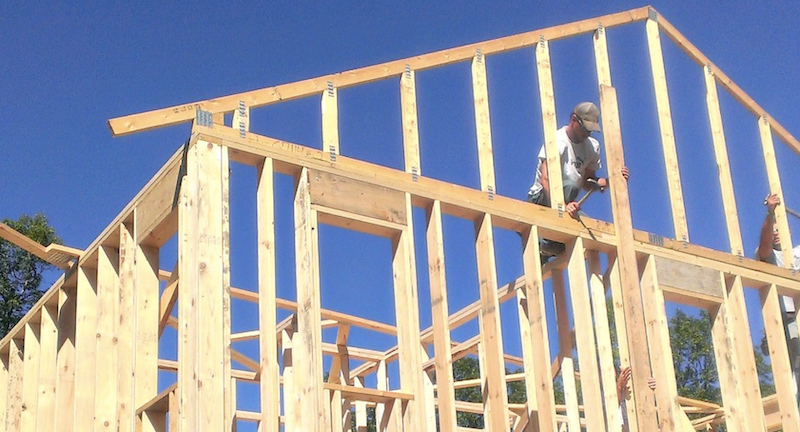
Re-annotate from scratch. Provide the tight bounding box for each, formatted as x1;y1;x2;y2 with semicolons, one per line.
757;193;800;404
527;102;629;255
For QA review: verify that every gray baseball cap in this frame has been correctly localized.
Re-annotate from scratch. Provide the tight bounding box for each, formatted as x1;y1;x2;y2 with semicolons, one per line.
573;102;601;132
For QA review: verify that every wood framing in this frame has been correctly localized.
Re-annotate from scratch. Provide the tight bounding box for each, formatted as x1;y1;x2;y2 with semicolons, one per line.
5;7;800;432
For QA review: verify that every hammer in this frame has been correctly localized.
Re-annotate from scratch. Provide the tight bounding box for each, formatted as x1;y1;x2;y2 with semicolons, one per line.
575;178;603;208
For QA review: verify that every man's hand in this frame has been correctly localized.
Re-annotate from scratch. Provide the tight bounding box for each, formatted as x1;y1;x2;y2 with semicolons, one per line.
617;366;632;401
596;167;629;190
765;193;781;214
566;201;580;218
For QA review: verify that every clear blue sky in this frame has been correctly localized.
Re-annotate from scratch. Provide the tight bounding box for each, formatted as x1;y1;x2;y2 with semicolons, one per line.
3;0;799;421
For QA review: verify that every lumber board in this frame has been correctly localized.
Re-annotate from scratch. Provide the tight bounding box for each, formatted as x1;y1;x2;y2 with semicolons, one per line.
652;255;723;300
552;270;580;431
0;344;8;429
21;322;41;432
327;324;350;385
322;85;340;156
473;213;510;432
646;18;689;242
36;303;58;432
639;255;686;431
293;168;327;431
758;118;793;269
95;245;120;432
704;64;744;256
73;264;98;432
7;338;23;432
224;286;399;336
401;69;421;176
117;222;136;432
281;327;296;432
606;252;638;430
134;242;159;414
54;285;76;431
599;85;660;429
157;263;179;338
588;251;622;432
197;140;232;429
391;223;428;431
257;157;281;432
471;52;496;195
519;226;556;432
654;10;800;158
308;169;407;225
133;149;183;247
711;276;767;430
708;285;751;432
593;24;612;87
0;221;49;262
201;124;800;289
760;284;800;432
565;238;604;431
424;200;457;432
536;38;564;210
177;146;199;429
108;7;650;136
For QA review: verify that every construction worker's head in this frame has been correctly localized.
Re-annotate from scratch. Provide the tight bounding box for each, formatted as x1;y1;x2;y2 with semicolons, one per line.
773;224;782;249
569;102;601;141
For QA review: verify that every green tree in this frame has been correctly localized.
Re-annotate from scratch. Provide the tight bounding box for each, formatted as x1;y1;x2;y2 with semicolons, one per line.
0;214;60;336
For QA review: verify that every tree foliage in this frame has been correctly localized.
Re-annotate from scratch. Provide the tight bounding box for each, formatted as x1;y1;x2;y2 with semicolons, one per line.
0;214;60;336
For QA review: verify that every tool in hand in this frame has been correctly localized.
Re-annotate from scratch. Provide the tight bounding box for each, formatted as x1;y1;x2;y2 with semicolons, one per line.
764;194;800;220
575;178;604;208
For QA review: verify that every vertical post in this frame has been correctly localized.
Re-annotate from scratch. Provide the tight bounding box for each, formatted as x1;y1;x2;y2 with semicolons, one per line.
646;17;689;242
598;84;659;429
0;346;8;428
37;303;58;431
135;239;159;430
424;200;457;432
293;168;326;431
7;338;24;432
472;51;496;196
280;325;296;432
552;270;580;431
401;67;421;179
708;280;751;432
118;222;137;432
96;245;120;431
519;225;556;432
54;283;76;431
473;213;509;431
391;225;428;432
588;251;621;432
762;284;800;432
322;83;340;156
21;322;40;432
354;377;368;432
73;264;98;431
536;38;564;210
606;252;639;431
638;255;685;431
257;157;280;432
178;139;232;431
565;238;604;430
704;64;743;256
758;117;792;267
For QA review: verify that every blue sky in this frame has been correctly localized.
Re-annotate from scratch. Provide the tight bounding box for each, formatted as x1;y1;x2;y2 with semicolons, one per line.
3;0;800;422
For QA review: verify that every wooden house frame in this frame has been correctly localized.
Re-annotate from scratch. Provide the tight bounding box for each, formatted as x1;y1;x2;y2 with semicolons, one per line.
2;6;800;431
